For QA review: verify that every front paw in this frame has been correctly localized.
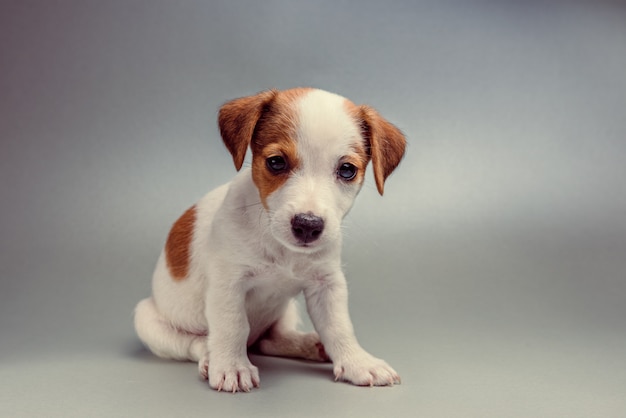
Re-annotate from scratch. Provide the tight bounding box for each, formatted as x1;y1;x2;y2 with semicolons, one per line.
333;354;400;387
207;356;260;393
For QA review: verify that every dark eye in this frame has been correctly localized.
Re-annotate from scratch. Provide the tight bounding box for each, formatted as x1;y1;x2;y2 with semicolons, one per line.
266;156;287;173
337;162;357;181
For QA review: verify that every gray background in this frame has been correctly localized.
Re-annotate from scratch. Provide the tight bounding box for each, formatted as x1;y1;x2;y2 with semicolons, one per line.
1;1;625;416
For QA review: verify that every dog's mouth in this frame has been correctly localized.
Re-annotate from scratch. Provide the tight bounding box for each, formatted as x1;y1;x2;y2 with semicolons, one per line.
272;230;326;254
284;238;323;253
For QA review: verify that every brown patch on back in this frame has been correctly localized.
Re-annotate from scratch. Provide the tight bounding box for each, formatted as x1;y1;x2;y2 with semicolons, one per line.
165;205;197;281
345;100;406;195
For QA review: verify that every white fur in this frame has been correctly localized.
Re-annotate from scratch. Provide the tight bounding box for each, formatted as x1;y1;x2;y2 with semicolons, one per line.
134;88;402;392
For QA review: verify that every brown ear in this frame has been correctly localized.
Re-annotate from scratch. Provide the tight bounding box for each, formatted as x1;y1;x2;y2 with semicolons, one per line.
359;106;407;195
218;90;278;170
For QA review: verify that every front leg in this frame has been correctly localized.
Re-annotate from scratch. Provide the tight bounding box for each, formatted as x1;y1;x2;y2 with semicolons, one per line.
304;271;400;386
204;271;259;393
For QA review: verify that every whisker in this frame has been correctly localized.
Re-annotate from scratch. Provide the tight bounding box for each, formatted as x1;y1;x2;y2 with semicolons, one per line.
235;201;264;211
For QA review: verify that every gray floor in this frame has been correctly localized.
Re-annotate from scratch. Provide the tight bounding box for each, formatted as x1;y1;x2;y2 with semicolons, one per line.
1;1;626;417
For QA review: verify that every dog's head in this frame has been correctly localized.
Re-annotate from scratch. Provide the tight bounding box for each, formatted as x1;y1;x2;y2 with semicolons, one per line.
218;88;406;253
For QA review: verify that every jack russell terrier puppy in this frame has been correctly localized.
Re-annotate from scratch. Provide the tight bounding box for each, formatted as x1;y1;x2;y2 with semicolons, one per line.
134;87;406;392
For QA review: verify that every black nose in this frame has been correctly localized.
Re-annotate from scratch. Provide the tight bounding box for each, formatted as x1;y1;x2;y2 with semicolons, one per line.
291;213;324;244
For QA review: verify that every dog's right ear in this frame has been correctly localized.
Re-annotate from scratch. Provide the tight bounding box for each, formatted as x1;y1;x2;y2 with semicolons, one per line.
218;90;278;170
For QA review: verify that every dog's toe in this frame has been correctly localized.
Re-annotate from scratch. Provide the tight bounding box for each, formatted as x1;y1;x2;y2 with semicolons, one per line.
197;354;209;380
208;359;260;393
333;355;400;387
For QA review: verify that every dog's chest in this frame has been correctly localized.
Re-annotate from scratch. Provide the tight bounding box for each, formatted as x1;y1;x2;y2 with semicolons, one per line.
243;252;316;293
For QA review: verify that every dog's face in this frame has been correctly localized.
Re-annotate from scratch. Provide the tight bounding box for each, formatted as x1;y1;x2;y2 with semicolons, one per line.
219;88;406;253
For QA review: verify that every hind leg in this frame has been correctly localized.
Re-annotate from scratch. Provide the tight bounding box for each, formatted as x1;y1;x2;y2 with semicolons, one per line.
134;297;206;362
256;300;330;362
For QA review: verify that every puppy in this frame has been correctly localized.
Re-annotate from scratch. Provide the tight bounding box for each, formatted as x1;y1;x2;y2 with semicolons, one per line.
134;87;406;392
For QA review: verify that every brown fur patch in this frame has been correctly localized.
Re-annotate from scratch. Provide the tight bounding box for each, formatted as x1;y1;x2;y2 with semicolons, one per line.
165;205;196;281
249;88;312;207
218;90;278;170
341;100;367;185
218;88;313;171
251;140;299;208
346;101;406;195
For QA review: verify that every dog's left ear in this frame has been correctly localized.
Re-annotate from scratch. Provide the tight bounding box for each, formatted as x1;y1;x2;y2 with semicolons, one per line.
218;90;278;170
358;106;407;195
